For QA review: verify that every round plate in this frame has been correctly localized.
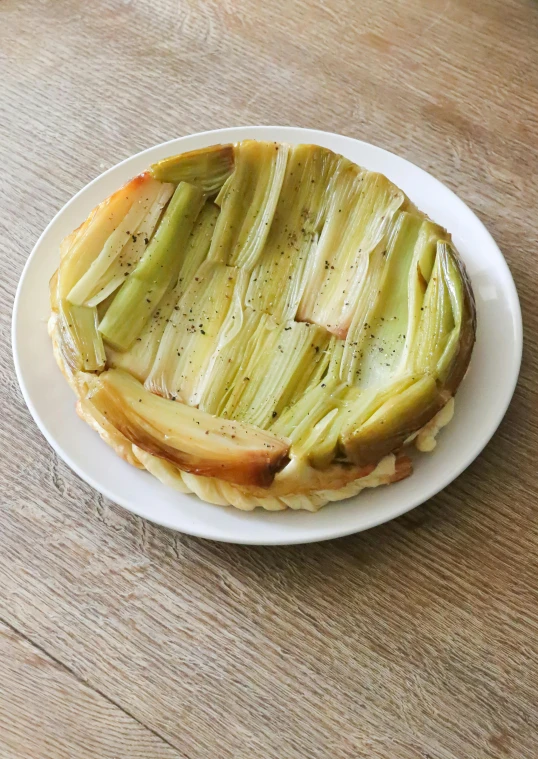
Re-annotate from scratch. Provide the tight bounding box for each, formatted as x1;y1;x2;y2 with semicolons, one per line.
12;126;522;545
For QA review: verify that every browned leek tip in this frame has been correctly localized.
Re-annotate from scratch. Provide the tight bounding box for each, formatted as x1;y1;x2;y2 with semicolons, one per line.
89;370;291;488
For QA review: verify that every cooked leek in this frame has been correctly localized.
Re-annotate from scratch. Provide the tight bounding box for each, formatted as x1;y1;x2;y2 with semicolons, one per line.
99;181;205;351
298;162;404;336
245;144;336;321
219;318;330;428
105;201;220;382
342;375;443;466
58;300;106;372
150;144;234;194
340;211;424;388
68;180;174;307
51;140;476;509
145;262;242;405
89;369;290;487
208;140;289;270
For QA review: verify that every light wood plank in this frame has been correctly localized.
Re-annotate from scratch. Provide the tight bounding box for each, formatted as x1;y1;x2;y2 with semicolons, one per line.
0;623;182;759
1;0;537;757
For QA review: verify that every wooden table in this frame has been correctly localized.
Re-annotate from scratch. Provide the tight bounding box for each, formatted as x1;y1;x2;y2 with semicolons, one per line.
2;1;537;757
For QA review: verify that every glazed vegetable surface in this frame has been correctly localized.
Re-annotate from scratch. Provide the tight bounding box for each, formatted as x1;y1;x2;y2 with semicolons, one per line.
50;141;475;510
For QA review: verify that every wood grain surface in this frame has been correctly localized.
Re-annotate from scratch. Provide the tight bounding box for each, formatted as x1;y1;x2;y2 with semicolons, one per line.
1;1;537;757
0;622;182;759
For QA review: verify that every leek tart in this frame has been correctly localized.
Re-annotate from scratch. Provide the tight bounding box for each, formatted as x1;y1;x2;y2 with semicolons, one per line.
49;141;475;512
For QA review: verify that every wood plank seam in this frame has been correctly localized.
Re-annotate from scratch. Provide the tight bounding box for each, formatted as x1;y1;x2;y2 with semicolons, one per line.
0;616;188;759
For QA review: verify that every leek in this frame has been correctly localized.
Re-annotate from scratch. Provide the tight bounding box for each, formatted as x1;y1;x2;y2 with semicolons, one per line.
207;140;289;270
145;262;242;404
99;181;204;350
58;300;105;372
69;181;174;307
245;144;337;321
150;144;234;194
58;173;154;298
89;369;290;487
50;139;476;507
106;201;220;382
298;161;404;336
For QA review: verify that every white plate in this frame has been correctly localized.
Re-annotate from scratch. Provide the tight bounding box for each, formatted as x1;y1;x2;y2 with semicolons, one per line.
12;126;522;545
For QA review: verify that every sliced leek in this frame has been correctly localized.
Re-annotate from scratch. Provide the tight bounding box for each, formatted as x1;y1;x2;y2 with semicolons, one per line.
298;161;404;336
89;369;290;487
105;200;220;383
58;300;106;372
145;262;242;405
58;173;152;298
245;144;336;321
219;318;330;429
207;140;289;270
50;140;476;507
99;181;205;351
150;144;234;194
69;180;174;307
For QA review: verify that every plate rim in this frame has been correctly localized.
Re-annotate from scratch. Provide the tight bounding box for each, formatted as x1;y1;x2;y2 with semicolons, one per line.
12;125;523;545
